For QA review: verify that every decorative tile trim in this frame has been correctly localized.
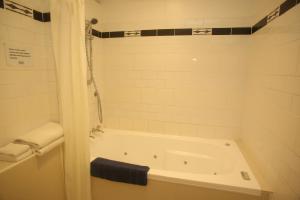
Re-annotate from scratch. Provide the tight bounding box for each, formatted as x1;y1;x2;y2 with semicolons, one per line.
252;17;267;34
101;32;109;38
141;30;157;37
5;0;33;18
232;27;252;35
33;10;43;21
279;0;297;15
32;11;50;22
92;29;101;38
99;0;299;38
252;0;298;33
175;28;192;35
212;28;232;35
110;31;124;38
157;29;175;36
1;0;50;22
192;28;212;35
0;0;4;9
100;27;253;38
125;30;141;37
43;12;50;22
267;7;280;23
0;0;299;37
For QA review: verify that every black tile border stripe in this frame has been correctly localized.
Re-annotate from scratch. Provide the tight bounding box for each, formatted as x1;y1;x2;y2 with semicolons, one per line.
33;10;43;21
0;0;4;9
92;29;101;38
232;27;252;35
101;32;109;38
0;0;299;37
279;0;297;15
43;12;50;22
212;28;232;35
109;31;124;38
252;16;267;33
1;0;50;22
95;0;300;38
157;29;175;36
141;30;157;36
175;28;192;36
33;10;51;22
5;0;32;18
6;7;31;17
6;0;31;10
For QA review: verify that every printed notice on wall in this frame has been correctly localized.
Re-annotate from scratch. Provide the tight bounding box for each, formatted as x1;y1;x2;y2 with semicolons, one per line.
5;43;33;67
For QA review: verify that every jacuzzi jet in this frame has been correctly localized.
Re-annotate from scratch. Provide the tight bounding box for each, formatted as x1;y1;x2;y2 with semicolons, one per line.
241;171;251;181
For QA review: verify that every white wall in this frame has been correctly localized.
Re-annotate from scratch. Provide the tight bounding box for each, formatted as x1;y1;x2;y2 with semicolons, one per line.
102;37;248;139
95;0;256;139
0;0;58;146
241;5;300;200
99;0;278;30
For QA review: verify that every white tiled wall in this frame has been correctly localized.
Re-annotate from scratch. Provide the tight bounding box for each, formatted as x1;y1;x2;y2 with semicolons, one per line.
102;37;248;139
0;0;58;147
99;0;279;30
242;5;300;200
95;0;258;139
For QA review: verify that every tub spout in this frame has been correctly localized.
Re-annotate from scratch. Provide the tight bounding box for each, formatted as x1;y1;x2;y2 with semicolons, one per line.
89;125;104;138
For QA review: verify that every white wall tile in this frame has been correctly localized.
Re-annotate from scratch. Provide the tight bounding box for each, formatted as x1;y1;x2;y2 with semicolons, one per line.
0;0;58;146
147;120;165;133
101;32;248;139
242;5;300;200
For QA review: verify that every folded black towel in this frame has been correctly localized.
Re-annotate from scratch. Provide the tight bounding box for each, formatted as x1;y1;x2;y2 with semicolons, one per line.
91;157;150;186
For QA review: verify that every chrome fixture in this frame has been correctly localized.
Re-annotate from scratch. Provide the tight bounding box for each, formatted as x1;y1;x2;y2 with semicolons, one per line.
85;18;104;134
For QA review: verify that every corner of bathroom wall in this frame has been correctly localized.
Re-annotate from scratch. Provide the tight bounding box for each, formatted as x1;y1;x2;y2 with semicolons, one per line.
241;4;300;200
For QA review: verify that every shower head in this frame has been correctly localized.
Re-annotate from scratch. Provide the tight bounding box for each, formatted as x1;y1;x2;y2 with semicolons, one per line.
90;18;98;25
85;18;98;40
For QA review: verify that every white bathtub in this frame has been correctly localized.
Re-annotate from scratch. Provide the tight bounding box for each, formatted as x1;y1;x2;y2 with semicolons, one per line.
90;129;261;196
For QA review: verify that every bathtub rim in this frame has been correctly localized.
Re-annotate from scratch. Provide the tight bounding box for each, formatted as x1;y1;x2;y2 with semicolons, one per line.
90;128;262;196
148;168;261;196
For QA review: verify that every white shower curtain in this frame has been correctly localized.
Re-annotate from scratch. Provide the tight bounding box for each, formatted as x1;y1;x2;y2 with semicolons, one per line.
50;1;91;200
